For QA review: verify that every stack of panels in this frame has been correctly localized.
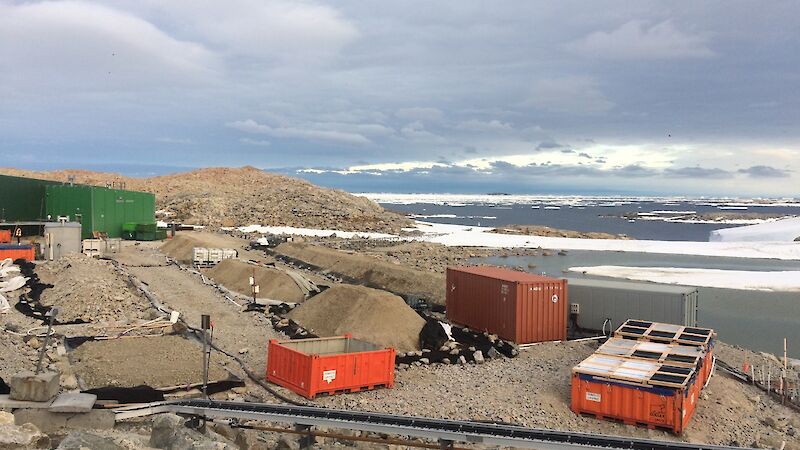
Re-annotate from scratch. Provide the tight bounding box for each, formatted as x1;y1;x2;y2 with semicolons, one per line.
596;338;704;370
615;320;714;349
573;353;696;389
614;319;715;388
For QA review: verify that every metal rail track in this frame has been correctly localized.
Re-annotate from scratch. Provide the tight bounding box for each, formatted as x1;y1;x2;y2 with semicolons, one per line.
114;399;749;450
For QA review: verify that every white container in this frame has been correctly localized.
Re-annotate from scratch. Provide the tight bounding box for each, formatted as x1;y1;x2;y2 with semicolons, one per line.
193;247;238;266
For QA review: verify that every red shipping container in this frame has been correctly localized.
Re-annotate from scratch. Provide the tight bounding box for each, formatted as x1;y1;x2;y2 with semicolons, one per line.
571;354;701;434
446;266;567;344
0;244;35;262
266;335;395;399
0;230;10;244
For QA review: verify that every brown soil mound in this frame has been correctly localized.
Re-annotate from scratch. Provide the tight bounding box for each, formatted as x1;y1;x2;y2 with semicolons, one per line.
287;284;425;352
1;166;410;233
206;259;304;303
71;335;228;389
160;233;242;263
276;243;445;305
38;254;149;323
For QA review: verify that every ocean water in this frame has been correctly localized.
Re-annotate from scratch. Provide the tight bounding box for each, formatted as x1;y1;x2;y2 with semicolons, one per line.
381;200;799;241
376;199;800;357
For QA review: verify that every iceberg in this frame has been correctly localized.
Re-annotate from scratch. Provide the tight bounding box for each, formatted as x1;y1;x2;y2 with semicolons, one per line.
709;217;800;242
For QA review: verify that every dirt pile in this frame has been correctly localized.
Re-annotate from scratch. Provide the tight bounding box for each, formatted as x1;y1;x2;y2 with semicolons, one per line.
492;225;631;239
37;254;149;323
275;242;445;304
207;259;305;303
160;232;265;263
70;335;228;389
287;285;425;352
0;166;411;233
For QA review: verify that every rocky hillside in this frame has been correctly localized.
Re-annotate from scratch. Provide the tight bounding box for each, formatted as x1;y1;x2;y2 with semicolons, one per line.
0;166;411;232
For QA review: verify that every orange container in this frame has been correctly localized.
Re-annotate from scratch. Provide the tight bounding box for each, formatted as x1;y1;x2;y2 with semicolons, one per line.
266;335;395;399
571;354;700;434
0;230;10;243
0;244;35;261
446;266;567;344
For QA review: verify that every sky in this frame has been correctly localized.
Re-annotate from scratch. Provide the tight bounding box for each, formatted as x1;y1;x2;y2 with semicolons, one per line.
1;1;798;196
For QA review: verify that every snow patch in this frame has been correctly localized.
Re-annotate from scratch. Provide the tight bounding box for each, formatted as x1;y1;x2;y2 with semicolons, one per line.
567;266;800;292
237;225;396;239
411;221;800;260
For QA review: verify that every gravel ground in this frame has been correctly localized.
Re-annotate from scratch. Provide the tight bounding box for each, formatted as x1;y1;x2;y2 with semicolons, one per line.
316;339;800;448
70;334;229;389
126;260;283;377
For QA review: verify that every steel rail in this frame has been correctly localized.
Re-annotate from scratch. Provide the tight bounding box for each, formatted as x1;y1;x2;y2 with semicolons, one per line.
114;399;750;450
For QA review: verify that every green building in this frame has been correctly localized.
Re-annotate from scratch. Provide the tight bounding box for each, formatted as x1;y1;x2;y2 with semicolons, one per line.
0;174;156;239
0;175;60;222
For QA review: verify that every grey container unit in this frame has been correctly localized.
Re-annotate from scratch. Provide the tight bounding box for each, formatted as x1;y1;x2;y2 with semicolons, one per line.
42;222;82;260
565;278;698;332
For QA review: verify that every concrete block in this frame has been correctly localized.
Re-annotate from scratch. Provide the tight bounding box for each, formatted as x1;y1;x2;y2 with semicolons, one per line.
13;409;114;434
49;393;97;413
0;395;53;409
65;410;114;430
14;410;67;434
8;372;60;402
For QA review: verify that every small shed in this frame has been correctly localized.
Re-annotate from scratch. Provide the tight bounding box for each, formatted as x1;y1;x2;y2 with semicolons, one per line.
42;222;82;260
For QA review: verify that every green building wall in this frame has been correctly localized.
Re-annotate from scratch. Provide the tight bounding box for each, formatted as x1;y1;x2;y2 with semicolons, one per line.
45;185;156;239
0;175;59;222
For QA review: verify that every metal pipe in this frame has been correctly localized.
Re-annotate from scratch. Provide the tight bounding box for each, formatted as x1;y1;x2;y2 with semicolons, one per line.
35;308;58;374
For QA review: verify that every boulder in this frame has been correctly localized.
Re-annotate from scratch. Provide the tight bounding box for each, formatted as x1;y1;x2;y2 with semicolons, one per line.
56;431;123;450
150;413;238;450
0;423;50;449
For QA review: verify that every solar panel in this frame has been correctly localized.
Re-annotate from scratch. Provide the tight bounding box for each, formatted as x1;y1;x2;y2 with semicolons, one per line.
613;319;715;348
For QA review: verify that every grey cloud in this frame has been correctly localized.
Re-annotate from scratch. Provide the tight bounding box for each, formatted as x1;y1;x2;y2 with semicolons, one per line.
578;152;592;158
239;138;271;147
454;119;513;132
561;149;575;154
737;165;791;178
536;141;563;150
395;107;443;122
567;20;714;60
525;77;614;114
226;119;371;146
156;137;193;145
663;166;732;179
